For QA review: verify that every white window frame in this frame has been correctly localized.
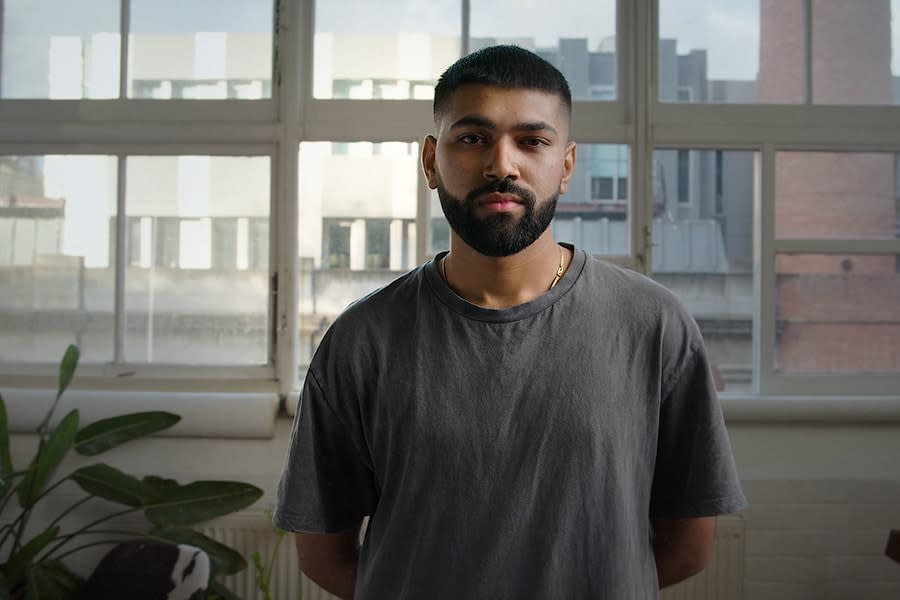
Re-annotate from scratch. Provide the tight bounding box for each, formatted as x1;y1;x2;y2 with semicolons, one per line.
647;1;900;399
0;0;898;427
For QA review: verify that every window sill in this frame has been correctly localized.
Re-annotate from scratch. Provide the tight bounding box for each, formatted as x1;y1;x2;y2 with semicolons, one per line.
2;387;280;439
721;395;900;423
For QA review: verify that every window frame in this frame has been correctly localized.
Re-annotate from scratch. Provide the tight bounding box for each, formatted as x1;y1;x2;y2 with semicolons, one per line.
0;0;898;406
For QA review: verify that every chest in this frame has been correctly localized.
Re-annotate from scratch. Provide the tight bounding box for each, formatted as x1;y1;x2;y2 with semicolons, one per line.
363;315;663;486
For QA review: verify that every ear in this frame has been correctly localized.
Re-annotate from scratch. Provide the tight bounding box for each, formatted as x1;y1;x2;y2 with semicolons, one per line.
558;141;577;195
422;135;438;189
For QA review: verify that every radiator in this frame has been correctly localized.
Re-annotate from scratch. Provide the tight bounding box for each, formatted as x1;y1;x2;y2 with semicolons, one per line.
201;514;744;600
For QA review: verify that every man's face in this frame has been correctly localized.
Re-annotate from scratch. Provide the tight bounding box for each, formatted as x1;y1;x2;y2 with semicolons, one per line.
422;84;576;257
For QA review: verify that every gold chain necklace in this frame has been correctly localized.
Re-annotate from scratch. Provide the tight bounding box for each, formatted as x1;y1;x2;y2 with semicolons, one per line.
440;246;566;291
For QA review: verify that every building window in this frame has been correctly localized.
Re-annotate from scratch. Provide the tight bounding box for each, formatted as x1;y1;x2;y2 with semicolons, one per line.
591;176;614;201
323;219;352;269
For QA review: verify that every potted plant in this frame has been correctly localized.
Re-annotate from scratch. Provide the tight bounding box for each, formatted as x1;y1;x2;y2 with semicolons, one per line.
0;345;264;599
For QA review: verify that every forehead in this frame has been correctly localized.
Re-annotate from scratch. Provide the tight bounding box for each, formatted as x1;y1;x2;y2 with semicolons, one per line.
437;84;569;133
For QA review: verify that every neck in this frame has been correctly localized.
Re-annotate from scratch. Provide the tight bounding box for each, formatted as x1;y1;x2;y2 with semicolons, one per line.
441;231;570;309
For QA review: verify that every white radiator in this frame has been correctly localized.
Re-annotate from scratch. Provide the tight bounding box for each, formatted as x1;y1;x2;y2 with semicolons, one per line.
201;513;744;600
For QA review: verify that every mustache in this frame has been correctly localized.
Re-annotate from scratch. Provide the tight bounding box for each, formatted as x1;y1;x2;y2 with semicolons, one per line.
465;178;536;206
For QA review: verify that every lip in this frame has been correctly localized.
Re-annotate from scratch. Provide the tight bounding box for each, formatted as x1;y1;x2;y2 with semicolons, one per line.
478;192;523;211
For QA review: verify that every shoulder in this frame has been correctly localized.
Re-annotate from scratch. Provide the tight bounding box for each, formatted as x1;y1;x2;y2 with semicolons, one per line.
581;255;695;327
579;254;704;378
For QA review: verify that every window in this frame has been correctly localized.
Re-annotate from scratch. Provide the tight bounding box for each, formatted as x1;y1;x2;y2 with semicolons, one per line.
2;0;898;403
313;0;460;99
592;176;614;200
767;152;900;390
471;0;618;102
1;0;273;100
660;0;900;106
1;0;120;99
558;145;629;255
0;155;117;362
651;149;757;393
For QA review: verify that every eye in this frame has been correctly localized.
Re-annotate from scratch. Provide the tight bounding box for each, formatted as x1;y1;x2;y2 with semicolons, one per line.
458;134;486;145
521;137;548;148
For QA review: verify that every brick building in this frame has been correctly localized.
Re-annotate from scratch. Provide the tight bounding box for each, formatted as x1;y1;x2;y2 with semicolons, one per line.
760;0;899;373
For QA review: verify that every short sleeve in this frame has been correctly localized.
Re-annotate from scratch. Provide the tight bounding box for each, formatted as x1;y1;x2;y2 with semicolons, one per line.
273;369;378;533
649;344;747;520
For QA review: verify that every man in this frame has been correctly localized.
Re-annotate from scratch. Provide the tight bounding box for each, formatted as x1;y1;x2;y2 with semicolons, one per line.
274;45;746;599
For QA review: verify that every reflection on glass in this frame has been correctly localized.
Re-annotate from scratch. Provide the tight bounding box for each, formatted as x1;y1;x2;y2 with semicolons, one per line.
124;156;270;364
297;141;419;366
1;0;120;98
553;144;629;255
128;0;273;99
776;152;900;240
775;253;900;374
471;0;617;101
313;0;460;99
0;155;117;362
651;149;757;393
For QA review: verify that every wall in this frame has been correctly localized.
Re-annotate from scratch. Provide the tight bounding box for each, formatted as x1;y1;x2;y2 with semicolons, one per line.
6;414;900;598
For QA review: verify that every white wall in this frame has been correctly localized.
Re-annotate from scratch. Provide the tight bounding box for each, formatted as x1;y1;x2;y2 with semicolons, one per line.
6;417;900;597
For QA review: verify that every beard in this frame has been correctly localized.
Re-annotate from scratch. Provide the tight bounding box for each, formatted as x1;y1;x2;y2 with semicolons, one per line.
435;174;559;257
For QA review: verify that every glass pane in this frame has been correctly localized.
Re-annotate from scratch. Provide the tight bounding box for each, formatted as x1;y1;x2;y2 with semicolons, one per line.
651;149;757;393
553;144;629;255
298;142;419;366
659;0;765;103
0;156;117;362
775;253;900;374
470;0;617;102
812;0;897;105
129;0;273;99
1;0;120;98
775;152;899;240
125;156;270;364
313;0;460;99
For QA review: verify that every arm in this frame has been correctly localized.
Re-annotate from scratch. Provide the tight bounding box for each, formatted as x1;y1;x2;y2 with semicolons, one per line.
651;516;716;589
295;526;362;600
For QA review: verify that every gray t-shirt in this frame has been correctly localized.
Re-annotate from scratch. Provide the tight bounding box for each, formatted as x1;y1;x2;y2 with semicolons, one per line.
274;246;746;599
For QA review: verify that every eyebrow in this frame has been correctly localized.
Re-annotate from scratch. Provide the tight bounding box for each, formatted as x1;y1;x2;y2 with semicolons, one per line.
449;115;559;137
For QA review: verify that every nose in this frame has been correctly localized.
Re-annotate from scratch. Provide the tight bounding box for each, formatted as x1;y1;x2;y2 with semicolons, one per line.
483;138;520;181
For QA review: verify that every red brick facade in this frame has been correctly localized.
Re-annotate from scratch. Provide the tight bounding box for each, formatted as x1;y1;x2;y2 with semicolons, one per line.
760;0;899;374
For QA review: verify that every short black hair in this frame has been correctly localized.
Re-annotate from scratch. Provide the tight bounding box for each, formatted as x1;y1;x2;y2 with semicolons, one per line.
433;45;572;123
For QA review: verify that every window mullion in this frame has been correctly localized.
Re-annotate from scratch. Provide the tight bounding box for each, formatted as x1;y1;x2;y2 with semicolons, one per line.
275;0;303;398
120;0;131;100
461;0;470;56
630;0;653;272
757;144;777;395
114;154;127;363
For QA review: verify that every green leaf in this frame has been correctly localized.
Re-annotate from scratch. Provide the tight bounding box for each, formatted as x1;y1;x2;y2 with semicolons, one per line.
71;464;143;507
17;410;79;509
149;526;247;576
2;525;59;590
24;561;83;600
141;475;179;497
206;579;242;600
0;395;12;497
74;412;180;456
57;345;79;399
142;479;263;527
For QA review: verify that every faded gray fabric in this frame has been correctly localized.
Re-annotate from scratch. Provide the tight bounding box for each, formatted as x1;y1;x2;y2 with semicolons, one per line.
274;246;746;599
